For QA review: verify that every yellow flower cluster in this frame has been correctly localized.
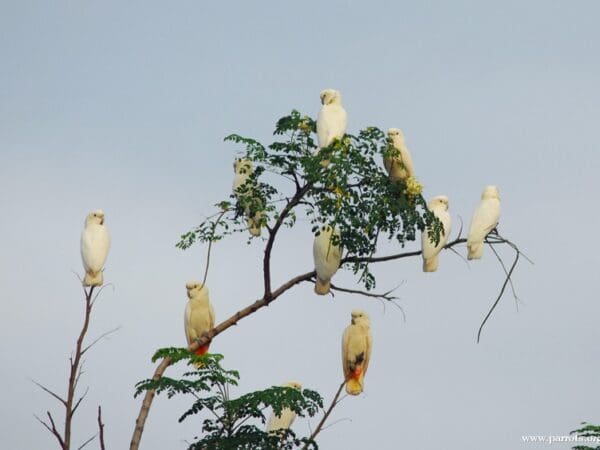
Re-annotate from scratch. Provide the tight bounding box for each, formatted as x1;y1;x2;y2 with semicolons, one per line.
405;176;423;197
298;116;312;133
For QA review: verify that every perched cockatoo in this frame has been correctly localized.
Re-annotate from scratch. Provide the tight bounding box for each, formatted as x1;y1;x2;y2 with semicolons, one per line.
80;209;111;287
312;225;342;295
317;89;347;165
232;158;263;237
342;310;372;396
266;381;302;433
467;185;501;260
184;281;215;365
384;128;416;182
421;196;452;272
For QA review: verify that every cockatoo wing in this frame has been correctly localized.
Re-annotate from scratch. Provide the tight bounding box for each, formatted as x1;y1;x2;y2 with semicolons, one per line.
317;105;347;148
184;302;194;345
421;207;451;272
467;198;500;259
313;228;342;295
266;408;296;432
80;224;110;273
399;144;415;179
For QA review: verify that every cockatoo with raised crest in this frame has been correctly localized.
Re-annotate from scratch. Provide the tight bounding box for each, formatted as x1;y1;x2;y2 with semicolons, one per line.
232;158;263;237
317;89;347;166
342;310;372;396
80;209;111;286
384;128;415;182
184;281;215;364
467;185;501;260
421;195;452;272
266;381;302;432
313;225;342;295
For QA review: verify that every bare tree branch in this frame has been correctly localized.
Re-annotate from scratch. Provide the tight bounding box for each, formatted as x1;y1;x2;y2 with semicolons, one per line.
129;224;524;448
72;387;89;415
35;411;66;449
97;406;106;450
263;183;311;299
31;379;67;407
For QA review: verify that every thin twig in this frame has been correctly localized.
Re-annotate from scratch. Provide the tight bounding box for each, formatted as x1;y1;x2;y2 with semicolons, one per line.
77;434;96;450
329;282;399;301
302;381;346;449
81;326;122;355
202;209;227;288
488;241;520;306
476;234;521;343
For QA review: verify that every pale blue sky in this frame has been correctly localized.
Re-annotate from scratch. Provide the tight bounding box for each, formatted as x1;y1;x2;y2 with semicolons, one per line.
1;1;599;449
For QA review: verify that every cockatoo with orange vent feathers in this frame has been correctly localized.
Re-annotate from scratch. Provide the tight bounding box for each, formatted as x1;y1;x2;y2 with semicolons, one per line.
467;185;501;260
384;128;416;182
317;89;347;166
421;195;452;272
342;310;372;396
80;209;111;286
184;282;215;364
313;225;342;295
232;158;263;237
266;381;302;432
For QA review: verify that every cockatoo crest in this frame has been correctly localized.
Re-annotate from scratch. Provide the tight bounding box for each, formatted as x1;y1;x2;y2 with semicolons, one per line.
233;158;253;175
85;209;105;226
387;127;405;143
186;281;208;299
319;88;342;105
429;195;449;211
350;309;370;327
282;380;302;390
481;185;500;200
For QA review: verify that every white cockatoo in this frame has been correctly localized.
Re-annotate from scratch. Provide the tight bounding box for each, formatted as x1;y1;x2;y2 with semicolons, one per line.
317;89;347;165
467;185;501;260
80;209;111;286
312;225;342;295
421;196;452;272
232;158;263;237
342;310;372;396
266;381;302;433
184;281;215;364
384;128;416;182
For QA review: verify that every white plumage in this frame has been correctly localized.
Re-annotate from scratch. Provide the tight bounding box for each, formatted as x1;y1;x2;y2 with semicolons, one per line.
184;281;215;362
312;225;342;295
421;196;452;272
80;209;111;286
316;89;347;165
266;381;302;432
467;185;501;260
232;158;263;237
342;310;372;396
384;128;416;182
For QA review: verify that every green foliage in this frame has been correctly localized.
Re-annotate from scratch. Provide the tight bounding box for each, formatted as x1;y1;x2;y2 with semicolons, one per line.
176;109;442;290
571;423;600;450
135;351;323;450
